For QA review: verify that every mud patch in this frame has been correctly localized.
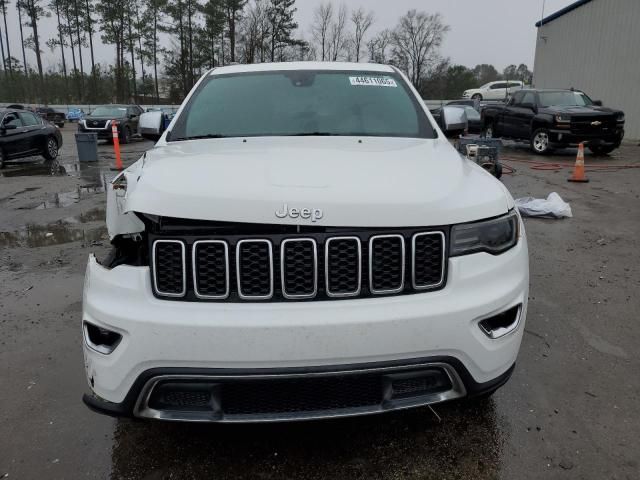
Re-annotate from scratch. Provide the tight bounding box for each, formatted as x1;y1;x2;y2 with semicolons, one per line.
14;185;107;210
0;209;107;248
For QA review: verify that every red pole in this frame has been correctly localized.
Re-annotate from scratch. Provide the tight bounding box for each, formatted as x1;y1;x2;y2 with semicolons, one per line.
110;120;123;171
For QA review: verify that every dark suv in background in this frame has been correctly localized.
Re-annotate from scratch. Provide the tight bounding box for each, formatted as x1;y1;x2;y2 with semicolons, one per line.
78;105;144;144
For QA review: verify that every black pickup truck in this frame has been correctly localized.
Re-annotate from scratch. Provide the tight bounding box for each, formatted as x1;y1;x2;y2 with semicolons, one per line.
482;89;625;155
35;107;66;128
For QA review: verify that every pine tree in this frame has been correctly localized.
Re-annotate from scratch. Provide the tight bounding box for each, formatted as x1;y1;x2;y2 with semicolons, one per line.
267;0;297;62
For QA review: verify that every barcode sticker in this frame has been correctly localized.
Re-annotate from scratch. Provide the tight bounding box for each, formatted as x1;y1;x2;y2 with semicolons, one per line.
349;76;398;88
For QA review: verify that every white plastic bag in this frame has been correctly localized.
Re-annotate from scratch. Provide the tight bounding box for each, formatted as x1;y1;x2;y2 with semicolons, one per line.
515;192;573;218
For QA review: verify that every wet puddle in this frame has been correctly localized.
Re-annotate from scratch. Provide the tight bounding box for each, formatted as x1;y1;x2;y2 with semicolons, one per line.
1;159;116;185
0;208;107;248
22;185;106;210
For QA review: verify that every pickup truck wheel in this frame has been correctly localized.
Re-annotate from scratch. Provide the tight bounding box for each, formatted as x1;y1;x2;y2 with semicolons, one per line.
472;94;483;101
42;136;59;161
589;145;616;156
531;129;552;155
484;123;496;139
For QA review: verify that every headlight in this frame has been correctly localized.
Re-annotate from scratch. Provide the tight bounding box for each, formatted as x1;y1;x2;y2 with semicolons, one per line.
617;113;625;122
555;115;570;124
450;211;519;256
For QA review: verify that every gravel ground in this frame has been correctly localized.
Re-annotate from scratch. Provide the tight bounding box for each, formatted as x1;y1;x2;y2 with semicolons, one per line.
1;128;639;479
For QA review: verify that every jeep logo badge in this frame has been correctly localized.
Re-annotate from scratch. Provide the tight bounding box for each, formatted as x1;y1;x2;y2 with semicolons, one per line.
275;204;324;222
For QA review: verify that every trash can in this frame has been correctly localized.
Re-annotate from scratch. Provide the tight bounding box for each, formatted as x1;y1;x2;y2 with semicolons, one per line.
75;132;99;162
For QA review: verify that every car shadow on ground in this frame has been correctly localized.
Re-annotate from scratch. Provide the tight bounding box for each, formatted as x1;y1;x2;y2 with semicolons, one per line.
110;399;505;479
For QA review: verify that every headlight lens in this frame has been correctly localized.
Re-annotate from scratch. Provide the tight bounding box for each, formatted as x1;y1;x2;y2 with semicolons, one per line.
617;113;625;122
555;114;570;123
450;211;519;256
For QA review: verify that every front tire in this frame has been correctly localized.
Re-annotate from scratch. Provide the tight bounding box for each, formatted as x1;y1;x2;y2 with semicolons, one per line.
484;122;497;139
589;145;616;156
530;128;552;155
120;125;131;144
472;93;483;101
43;136;59;161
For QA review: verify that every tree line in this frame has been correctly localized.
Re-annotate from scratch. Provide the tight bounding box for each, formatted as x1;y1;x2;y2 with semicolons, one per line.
0;0;532;105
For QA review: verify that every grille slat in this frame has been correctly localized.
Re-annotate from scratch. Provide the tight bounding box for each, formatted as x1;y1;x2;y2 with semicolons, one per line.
151;231;446;302
412;232;446;289
325;237;362;297
236;240;274;300
152;240;186;297
193;241;229;299
281;239;317;299
369;235;405;294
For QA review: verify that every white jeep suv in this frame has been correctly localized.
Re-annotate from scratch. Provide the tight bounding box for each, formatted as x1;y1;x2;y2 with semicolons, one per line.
82;62;529;423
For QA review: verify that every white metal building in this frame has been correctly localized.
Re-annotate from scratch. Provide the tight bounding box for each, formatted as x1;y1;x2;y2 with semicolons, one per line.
533;0;640;140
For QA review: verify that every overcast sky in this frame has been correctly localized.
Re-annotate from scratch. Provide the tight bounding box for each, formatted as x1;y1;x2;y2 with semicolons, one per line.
1;0;576;72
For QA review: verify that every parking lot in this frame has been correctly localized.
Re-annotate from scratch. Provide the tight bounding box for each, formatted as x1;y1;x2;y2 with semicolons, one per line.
1;127;639;479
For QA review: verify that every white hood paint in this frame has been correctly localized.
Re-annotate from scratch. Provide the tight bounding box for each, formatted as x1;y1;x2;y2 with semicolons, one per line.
120;136;510;228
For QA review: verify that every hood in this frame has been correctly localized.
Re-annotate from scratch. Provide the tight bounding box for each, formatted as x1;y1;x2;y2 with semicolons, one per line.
121;136;511;228
542;105;621;116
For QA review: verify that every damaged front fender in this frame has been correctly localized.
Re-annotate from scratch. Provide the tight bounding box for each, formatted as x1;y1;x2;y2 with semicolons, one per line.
107;160;146;240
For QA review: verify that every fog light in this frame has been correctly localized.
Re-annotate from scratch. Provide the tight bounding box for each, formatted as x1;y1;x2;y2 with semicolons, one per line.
478;304;522;339
83;322;122;355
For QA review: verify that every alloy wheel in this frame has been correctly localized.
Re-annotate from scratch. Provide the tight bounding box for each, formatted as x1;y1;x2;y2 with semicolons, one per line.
48;138;58;159
533;132;549;153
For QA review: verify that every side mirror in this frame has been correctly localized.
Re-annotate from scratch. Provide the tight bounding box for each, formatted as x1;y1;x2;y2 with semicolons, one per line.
593;100;603;106
1;124;18;131
138;111;164;141
441;106;468;138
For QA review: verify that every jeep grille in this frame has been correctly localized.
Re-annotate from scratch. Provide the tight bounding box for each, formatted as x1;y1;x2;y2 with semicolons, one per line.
151;229;446;302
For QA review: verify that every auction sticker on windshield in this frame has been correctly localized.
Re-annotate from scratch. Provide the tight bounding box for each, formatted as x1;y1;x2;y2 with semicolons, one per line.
349;76;398;88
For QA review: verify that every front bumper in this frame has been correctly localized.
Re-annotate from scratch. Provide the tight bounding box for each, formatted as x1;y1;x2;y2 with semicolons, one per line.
78;124;115;139
82;235;528;421
549;128;624;146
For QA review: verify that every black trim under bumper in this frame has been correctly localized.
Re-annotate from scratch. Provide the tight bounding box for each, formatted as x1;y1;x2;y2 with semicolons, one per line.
549;129;624;147
83;357;516;421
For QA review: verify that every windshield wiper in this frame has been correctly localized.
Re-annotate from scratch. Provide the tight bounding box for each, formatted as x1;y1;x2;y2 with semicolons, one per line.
171;134;230;141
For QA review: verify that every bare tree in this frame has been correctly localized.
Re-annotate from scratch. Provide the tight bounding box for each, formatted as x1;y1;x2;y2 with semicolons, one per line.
367;28;391;63
0;12;5;72
327;2;347;61
0;0;12;75
311;2;332;61
391;10;449;90
17;2;28;76
240;0;264;63
350;6;373;63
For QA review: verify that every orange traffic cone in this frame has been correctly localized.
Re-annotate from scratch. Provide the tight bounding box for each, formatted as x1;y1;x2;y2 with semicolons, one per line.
568;143;589;183
110;120;124;171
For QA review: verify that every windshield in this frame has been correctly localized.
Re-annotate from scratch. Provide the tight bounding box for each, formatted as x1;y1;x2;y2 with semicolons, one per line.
91;106;127;117
170;70;435;140
538;91;593;107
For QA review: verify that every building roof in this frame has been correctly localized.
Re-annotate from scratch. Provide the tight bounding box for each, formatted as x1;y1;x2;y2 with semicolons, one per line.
535;0;594;27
